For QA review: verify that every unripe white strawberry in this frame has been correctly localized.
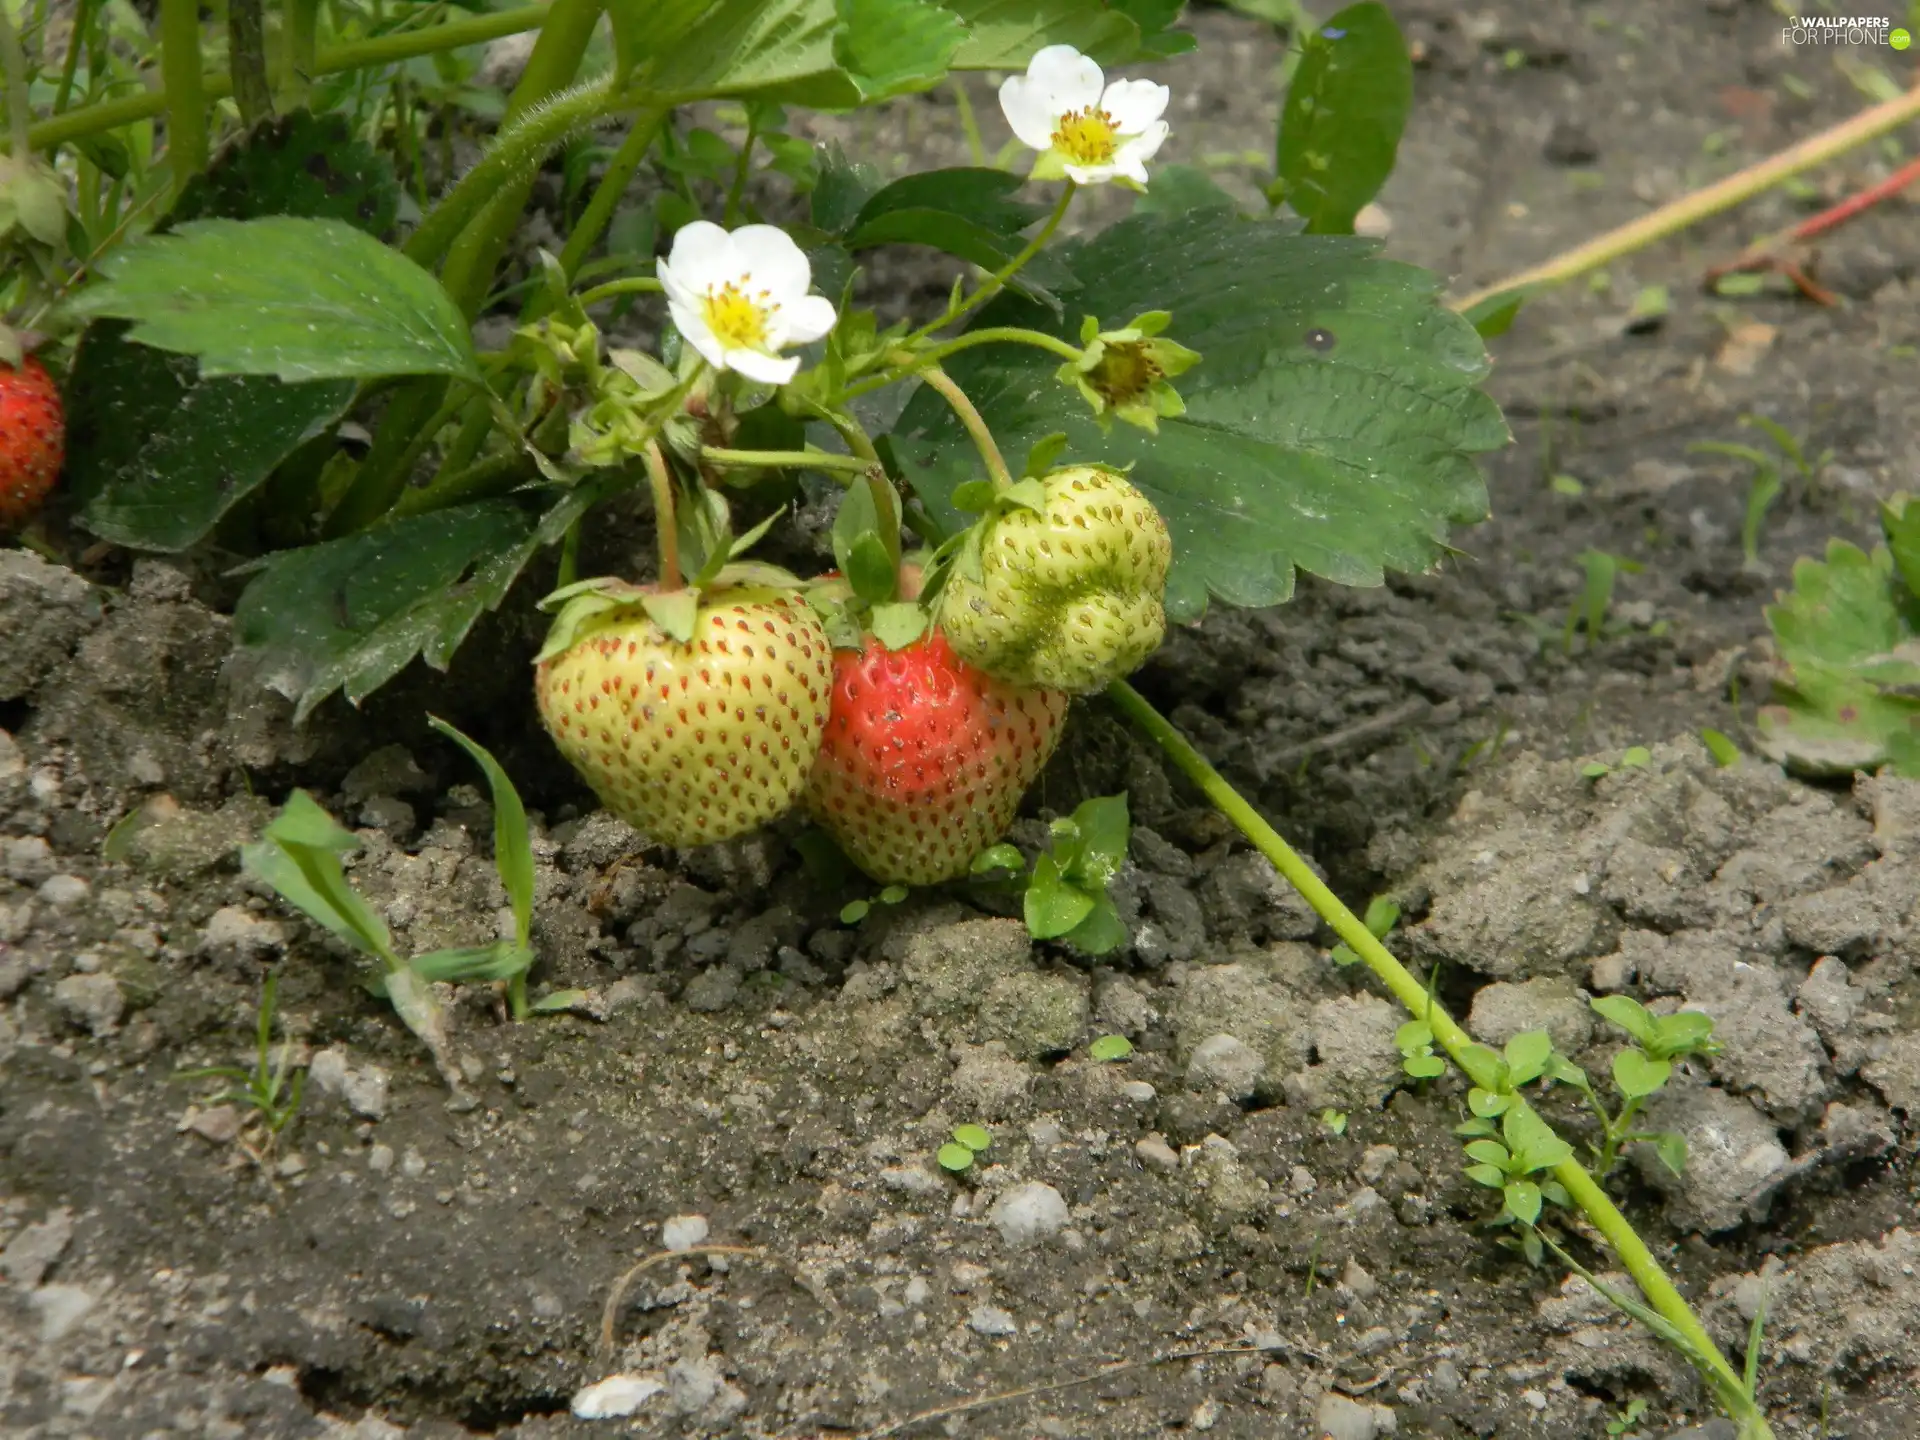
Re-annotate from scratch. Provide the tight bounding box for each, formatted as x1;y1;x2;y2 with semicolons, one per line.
535;585;831;846
939;465;1171;694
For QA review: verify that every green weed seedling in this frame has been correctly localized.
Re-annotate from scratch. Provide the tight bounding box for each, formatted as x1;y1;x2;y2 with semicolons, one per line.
840;884;909;925
1607;1397;1650;1436
241;716;541;1090
938;1123;992;1173
1561;997;1720;1177
971;793;1131;956
1690;414;1832;570
1565;548;1645;652
174;968;305;1152
1332;893;1400;967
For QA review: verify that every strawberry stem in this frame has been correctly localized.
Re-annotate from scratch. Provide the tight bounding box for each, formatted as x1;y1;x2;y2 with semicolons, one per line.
644;438;681;590
1104;678;1768;1434
838;326;1086;405
699;446;872;474
905;181;1075;346
910;361;1013;492
0;5;35;160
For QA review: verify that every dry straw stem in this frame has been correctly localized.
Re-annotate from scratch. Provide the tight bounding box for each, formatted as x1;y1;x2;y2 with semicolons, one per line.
1453;83;1920;313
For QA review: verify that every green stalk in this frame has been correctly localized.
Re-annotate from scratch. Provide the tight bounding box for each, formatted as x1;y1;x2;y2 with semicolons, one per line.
30;3;548;151
840;325;1083;403
908;361;1011;491
281;0;318;101
556;108;666;282
905;181;1074;345
577;275;661;308
51;0;97;116
403;77;618;279
0;4;33;157
700;447;871;474
335;0;608;536
644;439;679;589
158;0;206;186
1104;679;1768;1434
228;0;273;127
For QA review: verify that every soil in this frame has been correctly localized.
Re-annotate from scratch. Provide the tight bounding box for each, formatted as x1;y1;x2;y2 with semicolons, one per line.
5;2;1920;1438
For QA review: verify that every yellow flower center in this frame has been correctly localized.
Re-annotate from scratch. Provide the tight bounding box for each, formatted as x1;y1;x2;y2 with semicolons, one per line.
700;280;774;350
1087;341;1163;406
1051;107;1119;166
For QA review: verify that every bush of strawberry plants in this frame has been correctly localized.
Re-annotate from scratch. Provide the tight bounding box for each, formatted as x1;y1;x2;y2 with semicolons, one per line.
0;1;1778;1432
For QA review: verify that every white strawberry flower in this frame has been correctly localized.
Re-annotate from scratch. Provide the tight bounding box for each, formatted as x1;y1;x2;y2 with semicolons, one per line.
998;44;1171;187
656;221;837;385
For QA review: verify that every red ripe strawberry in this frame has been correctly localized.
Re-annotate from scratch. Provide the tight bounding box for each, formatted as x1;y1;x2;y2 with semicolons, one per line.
0;357;63;532
806;629;1070;886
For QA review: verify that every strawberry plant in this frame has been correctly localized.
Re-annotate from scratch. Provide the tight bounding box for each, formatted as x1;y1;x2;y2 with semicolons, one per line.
0;0;1783;1431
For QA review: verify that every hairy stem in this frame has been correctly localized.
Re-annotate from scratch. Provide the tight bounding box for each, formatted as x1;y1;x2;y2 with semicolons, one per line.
908;361;1011;491
906;181;1074;345
0;5;31;158
722;107;759;226
644;440;680;589
1105;679;1767;1432
158;0;206;186
228;0;273;126
699;447;872;474
950;78;985;167
32;3;548;151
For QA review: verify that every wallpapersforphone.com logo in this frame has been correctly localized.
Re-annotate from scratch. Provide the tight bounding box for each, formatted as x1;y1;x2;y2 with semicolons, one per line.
1782;15;1909;46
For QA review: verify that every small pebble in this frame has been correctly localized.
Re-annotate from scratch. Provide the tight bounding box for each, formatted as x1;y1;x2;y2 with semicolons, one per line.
186;1105;242;1144
661;1214;709;1252
968;1304;1017;1337
990;1182;1069;1249
1134;1135;1179;1172
367;1144;395;1174
1121;1080;1156;1103
37;874;90;909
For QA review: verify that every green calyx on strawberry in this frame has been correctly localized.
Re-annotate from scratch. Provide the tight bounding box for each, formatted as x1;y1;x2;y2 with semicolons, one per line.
805;627;1069;886
936;462;1172;695
533;567;832;848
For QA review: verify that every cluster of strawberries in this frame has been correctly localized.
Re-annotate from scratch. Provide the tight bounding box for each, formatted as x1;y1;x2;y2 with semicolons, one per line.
534;465;1173;885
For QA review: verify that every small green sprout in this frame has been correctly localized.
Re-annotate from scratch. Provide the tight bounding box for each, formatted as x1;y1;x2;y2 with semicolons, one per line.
1700;729;1741;767
938;1124;993;1172
1320;1109;1348;1136
1606;1397;1649;1436
1089;1034;1134;1061
971;794;1131;956
174;969;305;1151
840;884;909;925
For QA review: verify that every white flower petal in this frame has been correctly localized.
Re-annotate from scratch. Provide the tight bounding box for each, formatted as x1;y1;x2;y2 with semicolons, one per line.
726;347;800;385
1114;121;1169;169
1115;154;1151;187
661;220;734;294
1062;161;1119;186
668;300;729;371
1026;44;1104;113
998;75;1061;151
727;224;812;301
779;294;838;346
1101;79;1170;136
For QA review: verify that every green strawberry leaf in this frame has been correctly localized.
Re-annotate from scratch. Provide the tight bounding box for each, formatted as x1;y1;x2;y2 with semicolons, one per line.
889;213;1504;621
945;0;1140;68
168;108;401;234
1274;3;1413;234
65;111;398;553
1757;539;1920;776
65;324;355;551
71;216;480;384
1882;494;1920;601
609;0;969;107
840;168;1065;293
234;482;610;723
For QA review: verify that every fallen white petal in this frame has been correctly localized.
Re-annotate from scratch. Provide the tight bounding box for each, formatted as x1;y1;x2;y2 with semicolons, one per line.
571;1374;666;1419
